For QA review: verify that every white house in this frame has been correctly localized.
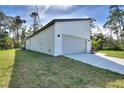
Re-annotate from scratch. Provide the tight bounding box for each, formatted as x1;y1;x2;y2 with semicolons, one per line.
26;18;92;56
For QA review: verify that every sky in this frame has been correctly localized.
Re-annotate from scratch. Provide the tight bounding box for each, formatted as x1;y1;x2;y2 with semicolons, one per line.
0;5;109;31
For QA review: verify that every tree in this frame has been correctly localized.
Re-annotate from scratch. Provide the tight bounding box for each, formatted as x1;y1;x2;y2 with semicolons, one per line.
21;25;26;48
25;27;33;37
90;18;105;51
92;33;106;50
0;12;11;37
104;5;124;48
11;16;26;47
30;12;40;32
0;11;27;49
0;12;15;49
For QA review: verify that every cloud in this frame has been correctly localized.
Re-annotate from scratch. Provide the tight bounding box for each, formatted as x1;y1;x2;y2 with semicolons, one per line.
36;5;73;19
39;5;50;17
0;5;109;33
51;5;73;10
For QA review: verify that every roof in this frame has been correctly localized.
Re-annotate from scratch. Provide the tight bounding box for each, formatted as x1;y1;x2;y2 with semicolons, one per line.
26;18;92;40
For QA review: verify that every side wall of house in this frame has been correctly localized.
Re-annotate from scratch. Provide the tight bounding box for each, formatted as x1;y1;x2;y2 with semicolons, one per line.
54;20;91;56
26;24;55;56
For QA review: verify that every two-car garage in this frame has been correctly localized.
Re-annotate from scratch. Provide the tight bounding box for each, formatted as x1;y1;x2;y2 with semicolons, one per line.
26;18;91;56
62;34;87;55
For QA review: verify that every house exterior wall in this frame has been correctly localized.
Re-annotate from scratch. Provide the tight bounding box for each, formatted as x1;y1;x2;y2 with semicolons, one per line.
54;20;91;56
26;24;55;56
26;20;91;56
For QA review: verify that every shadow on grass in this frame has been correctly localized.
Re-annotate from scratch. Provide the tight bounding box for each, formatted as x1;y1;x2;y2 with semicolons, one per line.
8;50;124;88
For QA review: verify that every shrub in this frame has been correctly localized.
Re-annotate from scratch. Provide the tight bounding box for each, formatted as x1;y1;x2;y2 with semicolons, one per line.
13;41;21;48
0;35;14;49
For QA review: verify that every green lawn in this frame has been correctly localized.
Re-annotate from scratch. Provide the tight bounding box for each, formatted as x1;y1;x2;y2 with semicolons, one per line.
98;50;124;59
0;49;124;88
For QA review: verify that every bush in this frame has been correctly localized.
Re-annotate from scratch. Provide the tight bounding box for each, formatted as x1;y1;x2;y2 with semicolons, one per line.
92;35;124;51
102;38;124;51
13;41;21;48
0;34;14;49
112;43;124;51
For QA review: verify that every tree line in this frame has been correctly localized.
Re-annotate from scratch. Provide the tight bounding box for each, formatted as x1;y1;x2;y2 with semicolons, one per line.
91;5;124;51
0;5;124;51
0;11;40;49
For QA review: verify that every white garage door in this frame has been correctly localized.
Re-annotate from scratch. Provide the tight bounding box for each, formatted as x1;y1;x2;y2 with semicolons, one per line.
62;34;86;55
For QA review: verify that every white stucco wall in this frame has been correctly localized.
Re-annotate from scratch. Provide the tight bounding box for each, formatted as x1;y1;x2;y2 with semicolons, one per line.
26;24;55;56
26;20;91;56
54;20;91;56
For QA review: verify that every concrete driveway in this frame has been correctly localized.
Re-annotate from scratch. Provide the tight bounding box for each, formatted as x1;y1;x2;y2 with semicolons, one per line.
64;53;124;74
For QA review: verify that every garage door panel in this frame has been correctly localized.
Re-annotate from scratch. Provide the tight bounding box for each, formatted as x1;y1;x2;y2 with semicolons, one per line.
62;35;86;55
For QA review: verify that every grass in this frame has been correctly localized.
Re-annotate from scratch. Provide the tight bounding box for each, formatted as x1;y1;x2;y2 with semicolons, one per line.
0;49;124;88
0;49;15;87
98;50;124;59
